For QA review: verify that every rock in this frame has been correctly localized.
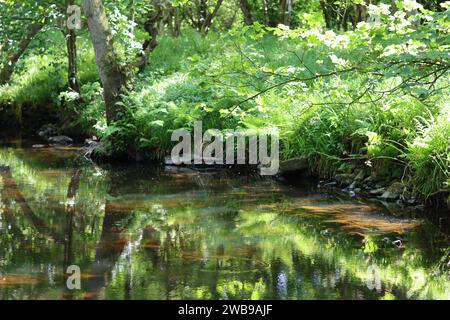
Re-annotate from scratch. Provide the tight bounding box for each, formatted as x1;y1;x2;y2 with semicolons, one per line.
38;125;58;140
375;181;388;188
48;136;73;146
362;175;374;186
279;157;309;174
349;191;356;198
362;176;375;190
84;136;98;145
354;169;366;181
84;137;98;146
387;182;405;194
370;188;385;196
380;190;400;201
335;173;355;185
32;144;45;148
82;140;102;158
165;157;175;166
401;190;411;200
380;182;405;201
401;190;418;205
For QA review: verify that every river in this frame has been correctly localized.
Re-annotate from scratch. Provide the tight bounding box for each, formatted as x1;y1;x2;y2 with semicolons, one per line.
0;140;449;300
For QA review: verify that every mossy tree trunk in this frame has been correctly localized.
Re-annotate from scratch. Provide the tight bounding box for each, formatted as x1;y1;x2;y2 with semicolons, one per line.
136;0;166;70
83;0;128;124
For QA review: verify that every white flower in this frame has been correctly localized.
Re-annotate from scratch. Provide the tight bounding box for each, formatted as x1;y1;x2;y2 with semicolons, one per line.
441;1;450;9
277;24;290;31
368;3;391;16
402;0;423;12
330;54;347;67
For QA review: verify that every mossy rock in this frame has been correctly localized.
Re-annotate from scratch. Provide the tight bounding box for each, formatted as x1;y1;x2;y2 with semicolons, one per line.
387;182;405;194
279;158;309;174
380;181;406;201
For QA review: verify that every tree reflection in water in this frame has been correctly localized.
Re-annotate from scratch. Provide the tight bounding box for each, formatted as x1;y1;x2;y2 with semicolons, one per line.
0;145;449;300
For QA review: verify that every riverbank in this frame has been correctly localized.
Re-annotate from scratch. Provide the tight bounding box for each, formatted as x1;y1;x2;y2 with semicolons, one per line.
1;28;449;208
2;131;448;210
279;157;450;210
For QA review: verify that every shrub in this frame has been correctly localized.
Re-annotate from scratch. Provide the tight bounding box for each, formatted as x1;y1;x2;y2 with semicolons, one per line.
408;108;450;197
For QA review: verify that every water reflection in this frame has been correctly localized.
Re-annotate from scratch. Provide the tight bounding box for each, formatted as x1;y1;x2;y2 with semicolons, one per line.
0;143;449;300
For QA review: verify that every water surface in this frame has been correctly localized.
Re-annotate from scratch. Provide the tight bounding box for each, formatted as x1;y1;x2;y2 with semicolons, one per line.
0;141;449;300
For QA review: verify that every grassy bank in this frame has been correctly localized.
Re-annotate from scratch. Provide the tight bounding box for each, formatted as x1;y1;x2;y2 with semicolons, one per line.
1;22;449;203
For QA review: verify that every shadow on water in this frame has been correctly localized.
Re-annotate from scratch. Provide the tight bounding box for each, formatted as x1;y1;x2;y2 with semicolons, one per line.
0;140;449;300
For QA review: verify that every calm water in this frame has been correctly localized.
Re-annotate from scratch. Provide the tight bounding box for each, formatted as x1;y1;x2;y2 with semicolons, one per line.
0;141;449;300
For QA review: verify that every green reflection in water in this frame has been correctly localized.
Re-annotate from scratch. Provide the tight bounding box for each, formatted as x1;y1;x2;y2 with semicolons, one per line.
0;144;449;300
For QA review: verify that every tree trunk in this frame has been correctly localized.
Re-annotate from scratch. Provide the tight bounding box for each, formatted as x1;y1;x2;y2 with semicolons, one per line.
354;3;368;24
172;7;182;37
136;0;165;70
0;22;44;85
339;5;349;31
320;0;331;29
287;0;293;25
263;0;270;25
66;30;80;93
198;0;208;30
239;0;254;25
279;0;294;26
83;0;128;124
279;0;289;25
66;0;81;93
320;0;339;29
200;0;224;33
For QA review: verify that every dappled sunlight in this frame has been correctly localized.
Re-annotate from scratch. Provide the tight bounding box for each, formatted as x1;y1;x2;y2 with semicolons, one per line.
324;212;418;235
0;275;45;286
